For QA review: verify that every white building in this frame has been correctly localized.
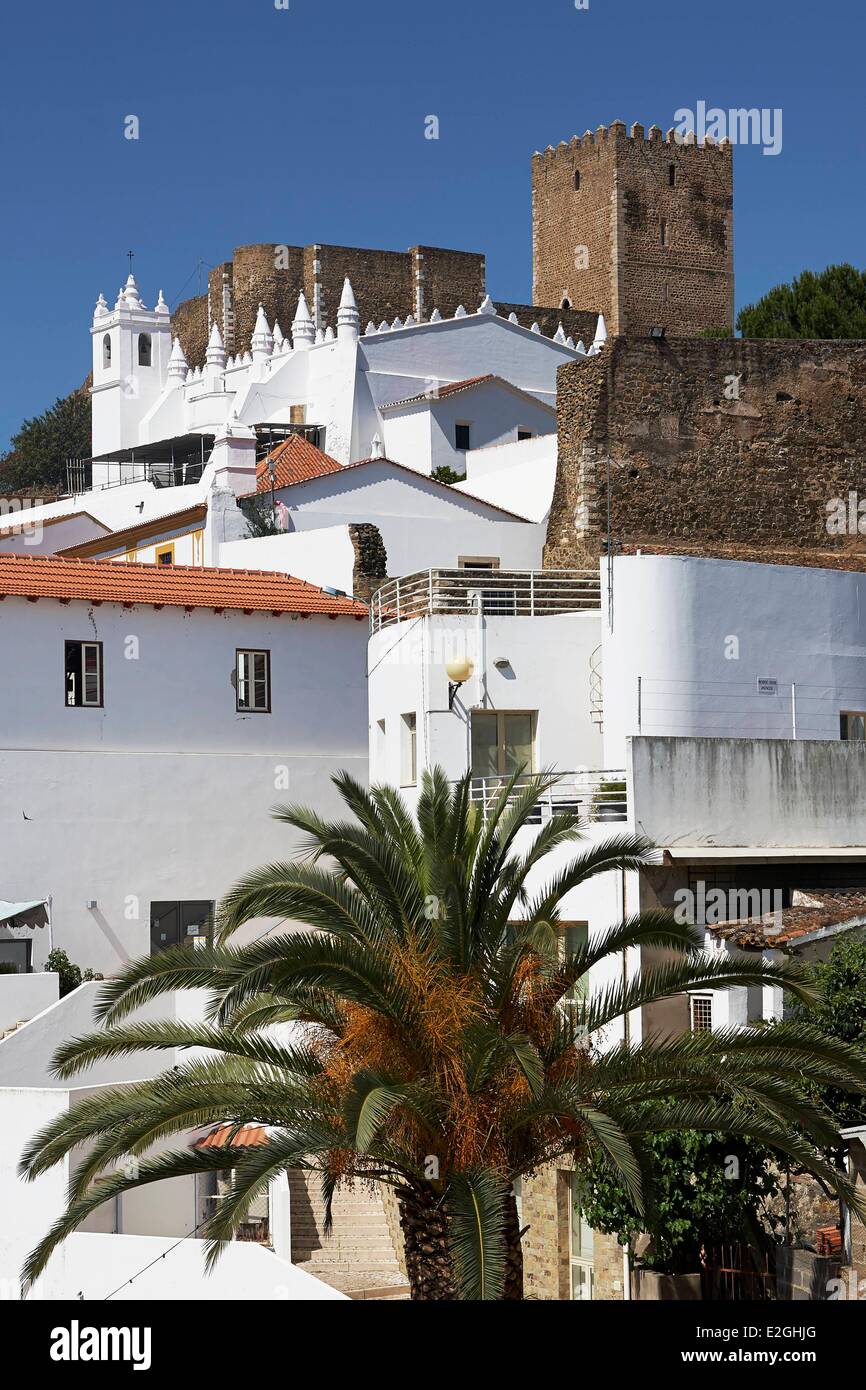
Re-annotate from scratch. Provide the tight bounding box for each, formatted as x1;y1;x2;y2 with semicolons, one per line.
0;553;368;976
88;273;601;482
367;550;866;1046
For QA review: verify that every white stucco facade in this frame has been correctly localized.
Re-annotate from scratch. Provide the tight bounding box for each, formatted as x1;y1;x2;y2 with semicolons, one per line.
0;592;368;974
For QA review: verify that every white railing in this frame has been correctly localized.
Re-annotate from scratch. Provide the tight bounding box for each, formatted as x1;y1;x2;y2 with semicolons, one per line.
468;770;628;824
369;568;601;633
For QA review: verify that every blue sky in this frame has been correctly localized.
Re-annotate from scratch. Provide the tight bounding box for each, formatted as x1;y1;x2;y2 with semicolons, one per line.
0;0;864;452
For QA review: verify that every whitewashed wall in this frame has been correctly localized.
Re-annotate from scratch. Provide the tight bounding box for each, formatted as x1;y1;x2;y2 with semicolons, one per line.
368;611;603;790
270;463;544;573
0;597;368;972
218;527;356;594
602;554;866;767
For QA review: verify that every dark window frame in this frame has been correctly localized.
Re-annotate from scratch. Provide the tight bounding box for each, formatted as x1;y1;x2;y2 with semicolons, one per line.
138;333;152;367
455;422;472;452
236;648;272;714
64;639;104;709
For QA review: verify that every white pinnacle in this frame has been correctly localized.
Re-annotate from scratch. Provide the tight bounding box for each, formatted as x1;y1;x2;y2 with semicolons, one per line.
167;336;189;381
292;292;315;349
593;314;608;346
337;278;360;341
205;319;226;368
155;289;169;315
477;295;496;316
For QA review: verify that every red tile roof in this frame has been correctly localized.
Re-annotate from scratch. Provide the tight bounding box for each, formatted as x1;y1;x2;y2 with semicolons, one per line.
194;1124;269;1151
254;434;343;492
709;891;866;949
0;554;367;616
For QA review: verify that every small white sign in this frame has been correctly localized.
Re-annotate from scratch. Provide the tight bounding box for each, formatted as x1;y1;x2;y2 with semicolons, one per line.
757;678;779;696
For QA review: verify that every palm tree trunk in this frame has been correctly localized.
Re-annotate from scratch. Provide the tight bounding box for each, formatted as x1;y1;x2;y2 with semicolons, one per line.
398;1183;457;1300
502;1186;524;1300
398;1183;524;1300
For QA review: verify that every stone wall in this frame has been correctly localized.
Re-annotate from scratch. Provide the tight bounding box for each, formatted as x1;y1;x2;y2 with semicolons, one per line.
546;336;866;569
170;242;486;365
520;1162;624;1301
532;122;733;336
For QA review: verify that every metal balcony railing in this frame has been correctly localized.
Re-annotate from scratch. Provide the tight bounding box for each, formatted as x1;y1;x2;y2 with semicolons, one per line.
369;568;601;632
468;770;628;824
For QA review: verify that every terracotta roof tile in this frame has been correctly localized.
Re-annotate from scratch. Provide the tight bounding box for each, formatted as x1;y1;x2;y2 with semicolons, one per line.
709;891;866;948
0;554;367;617
194;1124;269;1150
255;434;343;492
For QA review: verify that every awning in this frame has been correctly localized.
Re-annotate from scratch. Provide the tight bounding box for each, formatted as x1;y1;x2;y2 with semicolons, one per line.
0;899;49;929
658;848;866;865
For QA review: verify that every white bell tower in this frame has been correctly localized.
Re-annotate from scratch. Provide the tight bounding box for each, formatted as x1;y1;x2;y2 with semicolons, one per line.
90;273;173;457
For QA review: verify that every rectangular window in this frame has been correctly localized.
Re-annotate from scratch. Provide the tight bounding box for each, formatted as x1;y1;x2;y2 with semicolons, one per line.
568;1174;595;1300
401;712;418;786
455;422;472;452
236;649;271;713
841;711;866;740
65;640;103;708
690;994;713;1033
289;405;307;425
660;218;669;247
517;429;533;442
470;711;535;779
458;556;500;571
0;940;32;973
155;543;175;566
150;901;214;954
559;923;590;1029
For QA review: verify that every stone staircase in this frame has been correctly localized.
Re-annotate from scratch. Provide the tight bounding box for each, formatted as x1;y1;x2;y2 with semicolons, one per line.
288;1170;410;1300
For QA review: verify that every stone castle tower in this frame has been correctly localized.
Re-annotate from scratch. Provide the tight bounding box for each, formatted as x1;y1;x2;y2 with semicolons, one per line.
532;120;734;337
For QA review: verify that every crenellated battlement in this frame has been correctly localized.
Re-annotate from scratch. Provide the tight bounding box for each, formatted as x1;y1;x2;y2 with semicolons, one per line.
532;116;734;337
532;119;732;163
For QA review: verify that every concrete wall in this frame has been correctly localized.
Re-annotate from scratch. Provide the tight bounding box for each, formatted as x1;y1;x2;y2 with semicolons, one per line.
218;527;357;595
0;973;59;1033
629;735;866;848
601;554;866;766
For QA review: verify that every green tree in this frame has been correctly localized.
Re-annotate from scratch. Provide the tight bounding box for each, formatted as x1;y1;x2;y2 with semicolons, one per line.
737;264;866;339
0;391;91;493
239;493;282;538
794;933;866;1128
45;949;102;998
19;770;866;1299
580;1129;783;1275
431;464;463;485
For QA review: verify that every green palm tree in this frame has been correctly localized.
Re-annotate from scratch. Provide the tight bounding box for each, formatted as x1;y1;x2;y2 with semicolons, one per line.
20;769;866;1300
